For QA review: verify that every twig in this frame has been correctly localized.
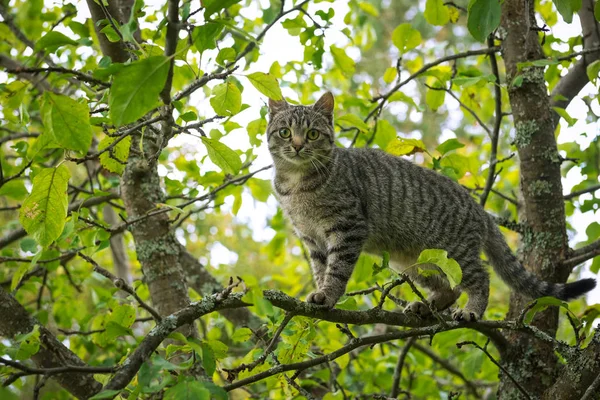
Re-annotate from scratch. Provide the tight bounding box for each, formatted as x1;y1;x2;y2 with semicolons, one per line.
173;67;239;102
0;357;118;382
377;278;405;309
456;340;531;400
391;337;416;398
4;67;110;87
225;0;312;69
479;35;503;208
225;311;296;375
412;342;480;398
563;183;600;200
78;252;162;322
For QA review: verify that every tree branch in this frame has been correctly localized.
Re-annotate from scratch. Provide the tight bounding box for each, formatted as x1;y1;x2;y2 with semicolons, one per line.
391;337;415;398
0;286;102;399
563;183;600;200
549;0;600;125
78;252;162;322
0;193;119;249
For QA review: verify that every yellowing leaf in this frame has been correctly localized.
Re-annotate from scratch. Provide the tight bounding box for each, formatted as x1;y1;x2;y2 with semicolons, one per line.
98;135;132;174
358;2;379;16
41;92;92;153
386;138;427;156
246;72;282;100
109;56;170;126
209;81;242;116
383;67;397;84
19;165;71;248
201;137;242;174
425;0;449;25
392;23;421;53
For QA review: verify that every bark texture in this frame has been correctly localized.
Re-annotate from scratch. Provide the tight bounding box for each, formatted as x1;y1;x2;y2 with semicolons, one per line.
0;287;102;399
499;0;599;397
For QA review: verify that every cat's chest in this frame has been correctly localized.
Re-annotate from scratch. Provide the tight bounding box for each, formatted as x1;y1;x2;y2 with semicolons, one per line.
280;194;326;238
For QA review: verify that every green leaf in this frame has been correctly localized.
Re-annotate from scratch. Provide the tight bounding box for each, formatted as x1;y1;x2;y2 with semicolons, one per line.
247;118;267;147
552;0;578;23
15;325;40;360
34;31;78;52
337;114;369;132
372;251;390;277
374;119;397;150
586;60;600;84
164;379;210;400
201;137;242;174
425;0;449;25
104;321;133;340
386;138;427;156
383;67;397;84
467;0;501;41
20;238;38;253
209;81;242;116
203;0;241;17
201;342;216;376
416;249;462;288
0;180;28;200
391;23;421;53
595;0;600;22
89;390;122;400
231;327;253;343
216;47;236;65
19;165;71;248
109;56;170;126
330;45;355;76
524;296;571;324
512;75;524;88
426;84;445;111
552;107;577;127
436;139;464;155
246;72;283;100
98;135;132;174
41;92;93;153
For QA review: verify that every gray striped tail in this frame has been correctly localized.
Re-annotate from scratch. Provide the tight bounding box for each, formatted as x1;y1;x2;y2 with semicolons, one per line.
483;220;596;301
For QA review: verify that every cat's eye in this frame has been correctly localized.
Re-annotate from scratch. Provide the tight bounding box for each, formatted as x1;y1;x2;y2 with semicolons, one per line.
307;129;320;140
279;128;291;138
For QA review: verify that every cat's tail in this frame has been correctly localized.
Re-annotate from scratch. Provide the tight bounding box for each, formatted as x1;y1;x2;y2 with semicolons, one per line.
483;220;596;301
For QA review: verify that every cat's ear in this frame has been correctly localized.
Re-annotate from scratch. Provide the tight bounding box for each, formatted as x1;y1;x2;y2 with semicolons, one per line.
268;97;289;118
313;91;334;120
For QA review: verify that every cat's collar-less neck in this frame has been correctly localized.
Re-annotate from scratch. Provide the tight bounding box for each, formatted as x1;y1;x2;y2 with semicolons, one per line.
272;150;338;195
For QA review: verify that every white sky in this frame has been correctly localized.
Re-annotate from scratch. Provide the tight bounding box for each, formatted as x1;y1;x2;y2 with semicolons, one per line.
5;0;600;302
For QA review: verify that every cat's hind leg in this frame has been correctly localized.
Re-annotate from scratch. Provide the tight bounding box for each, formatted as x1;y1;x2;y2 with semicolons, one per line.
451;258;489;322
403;266;459;318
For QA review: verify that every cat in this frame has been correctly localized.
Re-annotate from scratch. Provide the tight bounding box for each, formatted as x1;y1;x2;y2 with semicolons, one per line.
266;92;596;321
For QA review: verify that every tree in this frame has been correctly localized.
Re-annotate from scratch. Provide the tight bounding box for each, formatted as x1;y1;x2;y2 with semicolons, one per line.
1;0;599;398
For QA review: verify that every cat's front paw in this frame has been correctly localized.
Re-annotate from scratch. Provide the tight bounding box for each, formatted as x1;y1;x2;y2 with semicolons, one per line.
403;301;431;318
306;290;338;309
452;308;479;322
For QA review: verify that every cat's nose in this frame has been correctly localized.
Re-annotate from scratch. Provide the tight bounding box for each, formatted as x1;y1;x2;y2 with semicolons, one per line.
291;137;304;153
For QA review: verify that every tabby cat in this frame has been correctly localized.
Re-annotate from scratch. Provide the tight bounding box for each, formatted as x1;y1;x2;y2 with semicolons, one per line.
266;92;596;321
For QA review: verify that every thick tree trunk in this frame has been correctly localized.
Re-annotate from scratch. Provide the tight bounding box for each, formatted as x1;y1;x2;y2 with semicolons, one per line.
499;0;570;397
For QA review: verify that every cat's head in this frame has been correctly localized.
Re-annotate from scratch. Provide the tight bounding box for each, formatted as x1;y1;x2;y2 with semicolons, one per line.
266;92;335;170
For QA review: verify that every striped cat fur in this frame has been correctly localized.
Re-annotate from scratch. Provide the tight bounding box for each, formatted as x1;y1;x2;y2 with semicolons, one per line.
266;92;596;321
